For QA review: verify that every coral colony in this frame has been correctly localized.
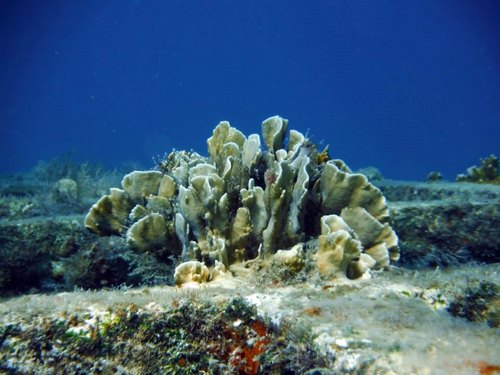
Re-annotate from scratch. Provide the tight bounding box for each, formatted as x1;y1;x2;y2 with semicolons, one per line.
85;116;399;286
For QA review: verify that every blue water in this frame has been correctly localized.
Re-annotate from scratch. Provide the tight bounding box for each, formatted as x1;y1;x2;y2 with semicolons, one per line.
1;0;499;180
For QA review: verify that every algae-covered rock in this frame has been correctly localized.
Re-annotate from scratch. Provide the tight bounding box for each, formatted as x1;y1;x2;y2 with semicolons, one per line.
456;154;500;184
447;281;499;327
0;214;159;294
426;171;443;183
51;178;79;202
85;116;399;282
376;179;500;267
0;294;333;374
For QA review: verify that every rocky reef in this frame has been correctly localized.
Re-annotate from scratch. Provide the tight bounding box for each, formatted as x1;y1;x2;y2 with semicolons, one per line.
377;180;500;267
85;116;399;285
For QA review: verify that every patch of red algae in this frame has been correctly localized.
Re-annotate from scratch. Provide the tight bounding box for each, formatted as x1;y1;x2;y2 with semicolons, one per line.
205;318;270;375
228;320;270;375
464;360;500;375
477;361;500;375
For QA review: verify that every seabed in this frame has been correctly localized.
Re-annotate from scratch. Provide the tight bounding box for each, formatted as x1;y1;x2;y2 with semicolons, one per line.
0;153;499;374
0;264;499;374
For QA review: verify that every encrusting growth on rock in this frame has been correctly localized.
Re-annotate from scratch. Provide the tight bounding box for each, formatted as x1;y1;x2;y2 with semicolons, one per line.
456;154;500;184
85;116;399;285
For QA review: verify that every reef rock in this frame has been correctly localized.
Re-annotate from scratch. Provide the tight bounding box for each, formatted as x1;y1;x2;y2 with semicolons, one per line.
85;116;399;285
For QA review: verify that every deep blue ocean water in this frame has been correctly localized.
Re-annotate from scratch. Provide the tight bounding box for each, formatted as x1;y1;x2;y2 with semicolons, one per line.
1;0;498;180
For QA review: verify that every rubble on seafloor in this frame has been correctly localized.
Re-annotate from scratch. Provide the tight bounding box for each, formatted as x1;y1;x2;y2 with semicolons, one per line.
0;116;499;374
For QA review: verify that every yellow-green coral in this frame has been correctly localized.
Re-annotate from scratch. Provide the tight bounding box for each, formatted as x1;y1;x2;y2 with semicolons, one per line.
85;116;399;283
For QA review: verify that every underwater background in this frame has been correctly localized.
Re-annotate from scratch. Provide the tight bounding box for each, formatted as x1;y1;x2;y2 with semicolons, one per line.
1;0;499;180
1;2;500;373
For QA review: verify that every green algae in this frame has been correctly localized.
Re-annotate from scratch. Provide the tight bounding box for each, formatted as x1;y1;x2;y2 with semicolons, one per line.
0;296;330;374
447;281;499;327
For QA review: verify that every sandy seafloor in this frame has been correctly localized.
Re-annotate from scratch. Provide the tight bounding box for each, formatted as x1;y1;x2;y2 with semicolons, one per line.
1;263;498;374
